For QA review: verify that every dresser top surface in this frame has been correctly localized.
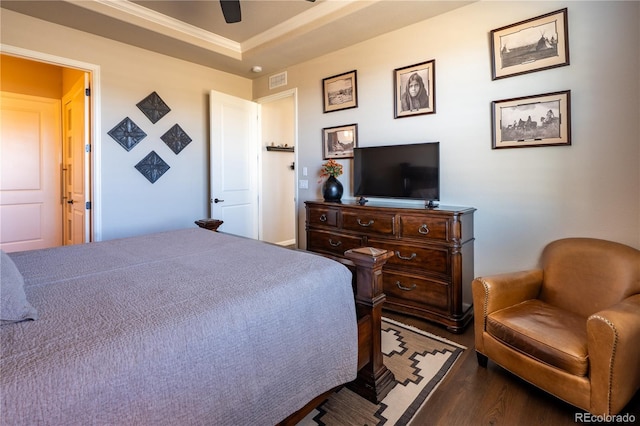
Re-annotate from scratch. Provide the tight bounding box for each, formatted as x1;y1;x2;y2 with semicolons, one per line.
305;199;476;214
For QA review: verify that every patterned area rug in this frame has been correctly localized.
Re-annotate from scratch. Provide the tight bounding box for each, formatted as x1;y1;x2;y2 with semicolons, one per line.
298;318;465;426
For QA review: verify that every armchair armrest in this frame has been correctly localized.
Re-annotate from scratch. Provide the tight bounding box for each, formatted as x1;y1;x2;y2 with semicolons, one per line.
472;269;543;353
472;269;543;317
587;294;640;416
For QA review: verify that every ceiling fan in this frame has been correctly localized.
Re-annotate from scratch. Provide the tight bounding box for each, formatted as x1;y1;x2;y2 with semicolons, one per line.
220;0;315;24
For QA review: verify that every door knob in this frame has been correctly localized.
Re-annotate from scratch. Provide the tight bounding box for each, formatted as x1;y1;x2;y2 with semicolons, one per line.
214;198;225;203
67;200;74;205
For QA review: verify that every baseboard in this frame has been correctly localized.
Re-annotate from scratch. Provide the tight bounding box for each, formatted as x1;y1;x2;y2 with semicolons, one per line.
276;239;296;247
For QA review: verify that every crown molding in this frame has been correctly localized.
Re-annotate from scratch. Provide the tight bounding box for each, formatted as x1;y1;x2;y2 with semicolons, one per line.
62;0;381;61
241;0;375;52
65;0;242;60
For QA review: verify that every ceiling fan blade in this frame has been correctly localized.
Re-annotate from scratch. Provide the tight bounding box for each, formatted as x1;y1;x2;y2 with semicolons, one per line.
220;0;241;24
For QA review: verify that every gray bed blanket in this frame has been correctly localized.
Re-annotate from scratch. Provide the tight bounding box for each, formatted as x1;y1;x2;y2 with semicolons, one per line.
1;228;357;425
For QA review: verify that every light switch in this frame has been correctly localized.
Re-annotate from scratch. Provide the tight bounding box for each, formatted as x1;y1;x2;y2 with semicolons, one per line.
299;179;308;189
302;167;308;176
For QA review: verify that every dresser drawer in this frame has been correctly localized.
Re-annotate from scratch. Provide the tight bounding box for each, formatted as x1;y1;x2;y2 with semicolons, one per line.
399;215;448;241
383;271;449;313
342;211;395;236
368;239;450;276
307;230;362;257
307;206;339;228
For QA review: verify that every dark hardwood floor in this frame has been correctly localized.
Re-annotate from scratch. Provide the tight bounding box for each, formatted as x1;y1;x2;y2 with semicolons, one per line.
383;311;640;426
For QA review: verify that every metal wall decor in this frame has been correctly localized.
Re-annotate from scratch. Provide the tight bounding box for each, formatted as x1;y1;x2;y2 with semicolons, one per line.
135;151;170;183
137;91;171;124
108;117;147;151
161;124;192;154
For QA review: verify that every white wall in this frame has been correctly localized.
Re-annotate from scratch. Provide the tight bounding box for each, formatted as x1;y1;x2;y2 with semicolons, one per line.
1;9;252;241
254;1;640;276
3;2;638;276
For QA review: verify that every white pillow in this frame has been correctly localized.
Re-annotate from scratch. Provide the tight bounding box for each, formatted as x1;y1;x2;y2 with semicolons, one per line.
1;250;38;325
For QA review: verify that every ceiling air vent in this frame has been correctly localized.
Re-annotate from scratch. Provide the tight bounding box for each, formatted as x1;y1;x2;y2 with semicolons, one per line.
269;72;287;90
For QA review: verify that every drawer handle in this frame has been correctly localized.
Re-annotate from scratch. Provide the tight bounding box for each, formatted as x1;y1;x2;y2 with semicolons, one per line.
328;239;342;247
395;251;417;261
319;214;327;222
396;281;417;291
418;224;430;235
357;218;374;227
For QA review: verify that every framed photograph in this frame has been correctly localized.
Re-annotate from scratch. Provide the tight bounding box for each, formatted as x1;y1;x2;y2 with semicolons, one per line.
394;60;435;118
322;124;358;159
322;70;358;113
491;8;569;80
491;90;571;149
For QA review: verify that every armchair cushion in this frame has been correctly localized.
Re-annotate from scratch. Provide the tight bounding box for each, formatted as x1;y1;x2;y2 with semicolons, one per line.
487;299;588;376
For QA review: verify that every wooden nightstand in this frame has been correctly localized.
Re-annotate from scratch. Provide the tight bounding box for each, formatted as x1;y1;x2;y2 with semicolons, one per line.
195;219;224;232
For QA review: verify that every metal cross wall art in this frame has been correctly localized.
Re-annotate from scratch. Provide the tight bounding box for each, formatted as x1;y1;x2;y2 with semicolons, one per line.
137;91;171;124
161;124;192;154
135;151;170;183
107;117;147;151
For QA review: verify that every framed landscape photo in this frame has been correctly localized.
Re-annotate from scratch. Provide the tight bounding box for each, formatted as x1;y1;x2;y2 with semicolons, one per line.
491;90;571;149
490;8;569;80
322;124;358;159
322;70;358;113
394;60;435;118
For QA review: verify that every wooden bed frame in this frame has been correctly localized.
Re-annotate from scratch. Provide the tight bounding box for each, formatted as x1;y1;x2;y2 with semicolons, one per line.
279;247;396;425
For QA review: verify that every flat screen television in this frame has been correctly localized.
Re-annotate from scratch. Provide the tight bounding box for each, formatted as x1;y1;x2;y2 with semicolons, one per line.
353;142;440;203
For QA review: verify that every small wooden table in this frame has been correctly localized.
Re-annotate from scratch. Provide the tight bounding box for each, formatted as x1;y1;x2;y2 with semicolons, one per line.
194;219;223;232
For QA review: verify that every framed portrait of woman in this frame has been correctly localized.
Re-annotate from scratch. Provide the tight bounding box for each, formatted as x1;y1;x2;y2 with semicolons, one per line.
394;60;435;118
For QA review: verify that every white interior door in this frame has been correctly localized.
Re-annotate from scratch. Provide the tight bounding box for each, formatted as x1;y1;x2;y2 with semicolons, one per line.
62;74;90;245
209;90;259;239
0;92;62;252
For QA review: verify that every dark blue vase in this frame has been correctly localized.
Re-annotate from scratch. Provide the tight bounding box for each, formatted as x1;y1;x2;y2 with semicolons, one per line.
322;176;343;202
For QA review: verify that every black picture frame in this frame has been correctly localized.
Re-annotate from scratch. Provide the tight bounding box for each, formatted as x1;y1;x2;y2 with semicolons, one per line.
322;123;358;159
394;60;435;118
490;8;569;80
491;90;571;149
322;70;358;113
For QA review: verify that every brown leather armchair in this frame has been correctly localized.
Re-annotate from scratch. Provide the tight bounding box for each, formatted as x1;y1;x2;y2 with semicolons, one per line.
472;238;640;416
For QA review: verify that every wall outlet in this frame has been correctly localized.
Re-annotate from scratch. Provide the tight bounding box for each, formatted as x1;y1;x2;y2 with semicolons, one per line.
299;179;308;189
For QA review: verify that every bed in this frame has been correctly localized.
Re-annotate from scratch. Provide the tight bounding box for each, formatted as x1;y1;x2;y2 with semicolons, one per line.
1;228;394;425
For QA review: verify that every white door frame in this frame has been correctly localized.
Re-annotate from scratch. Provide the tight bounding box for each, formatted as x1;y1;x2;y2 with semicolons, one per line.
255;88;298;247
1;44;103;242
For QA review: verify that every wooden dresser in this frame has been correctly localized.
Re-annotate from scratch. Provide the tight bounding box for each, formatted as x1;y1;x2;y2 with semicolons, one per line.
305;200;476;333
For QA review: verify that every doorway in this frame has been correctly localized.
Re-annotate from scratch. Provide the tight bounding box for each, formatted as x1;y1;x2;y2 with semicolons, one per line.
257;89;297;247
208;89;298;247
0;50;97;251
